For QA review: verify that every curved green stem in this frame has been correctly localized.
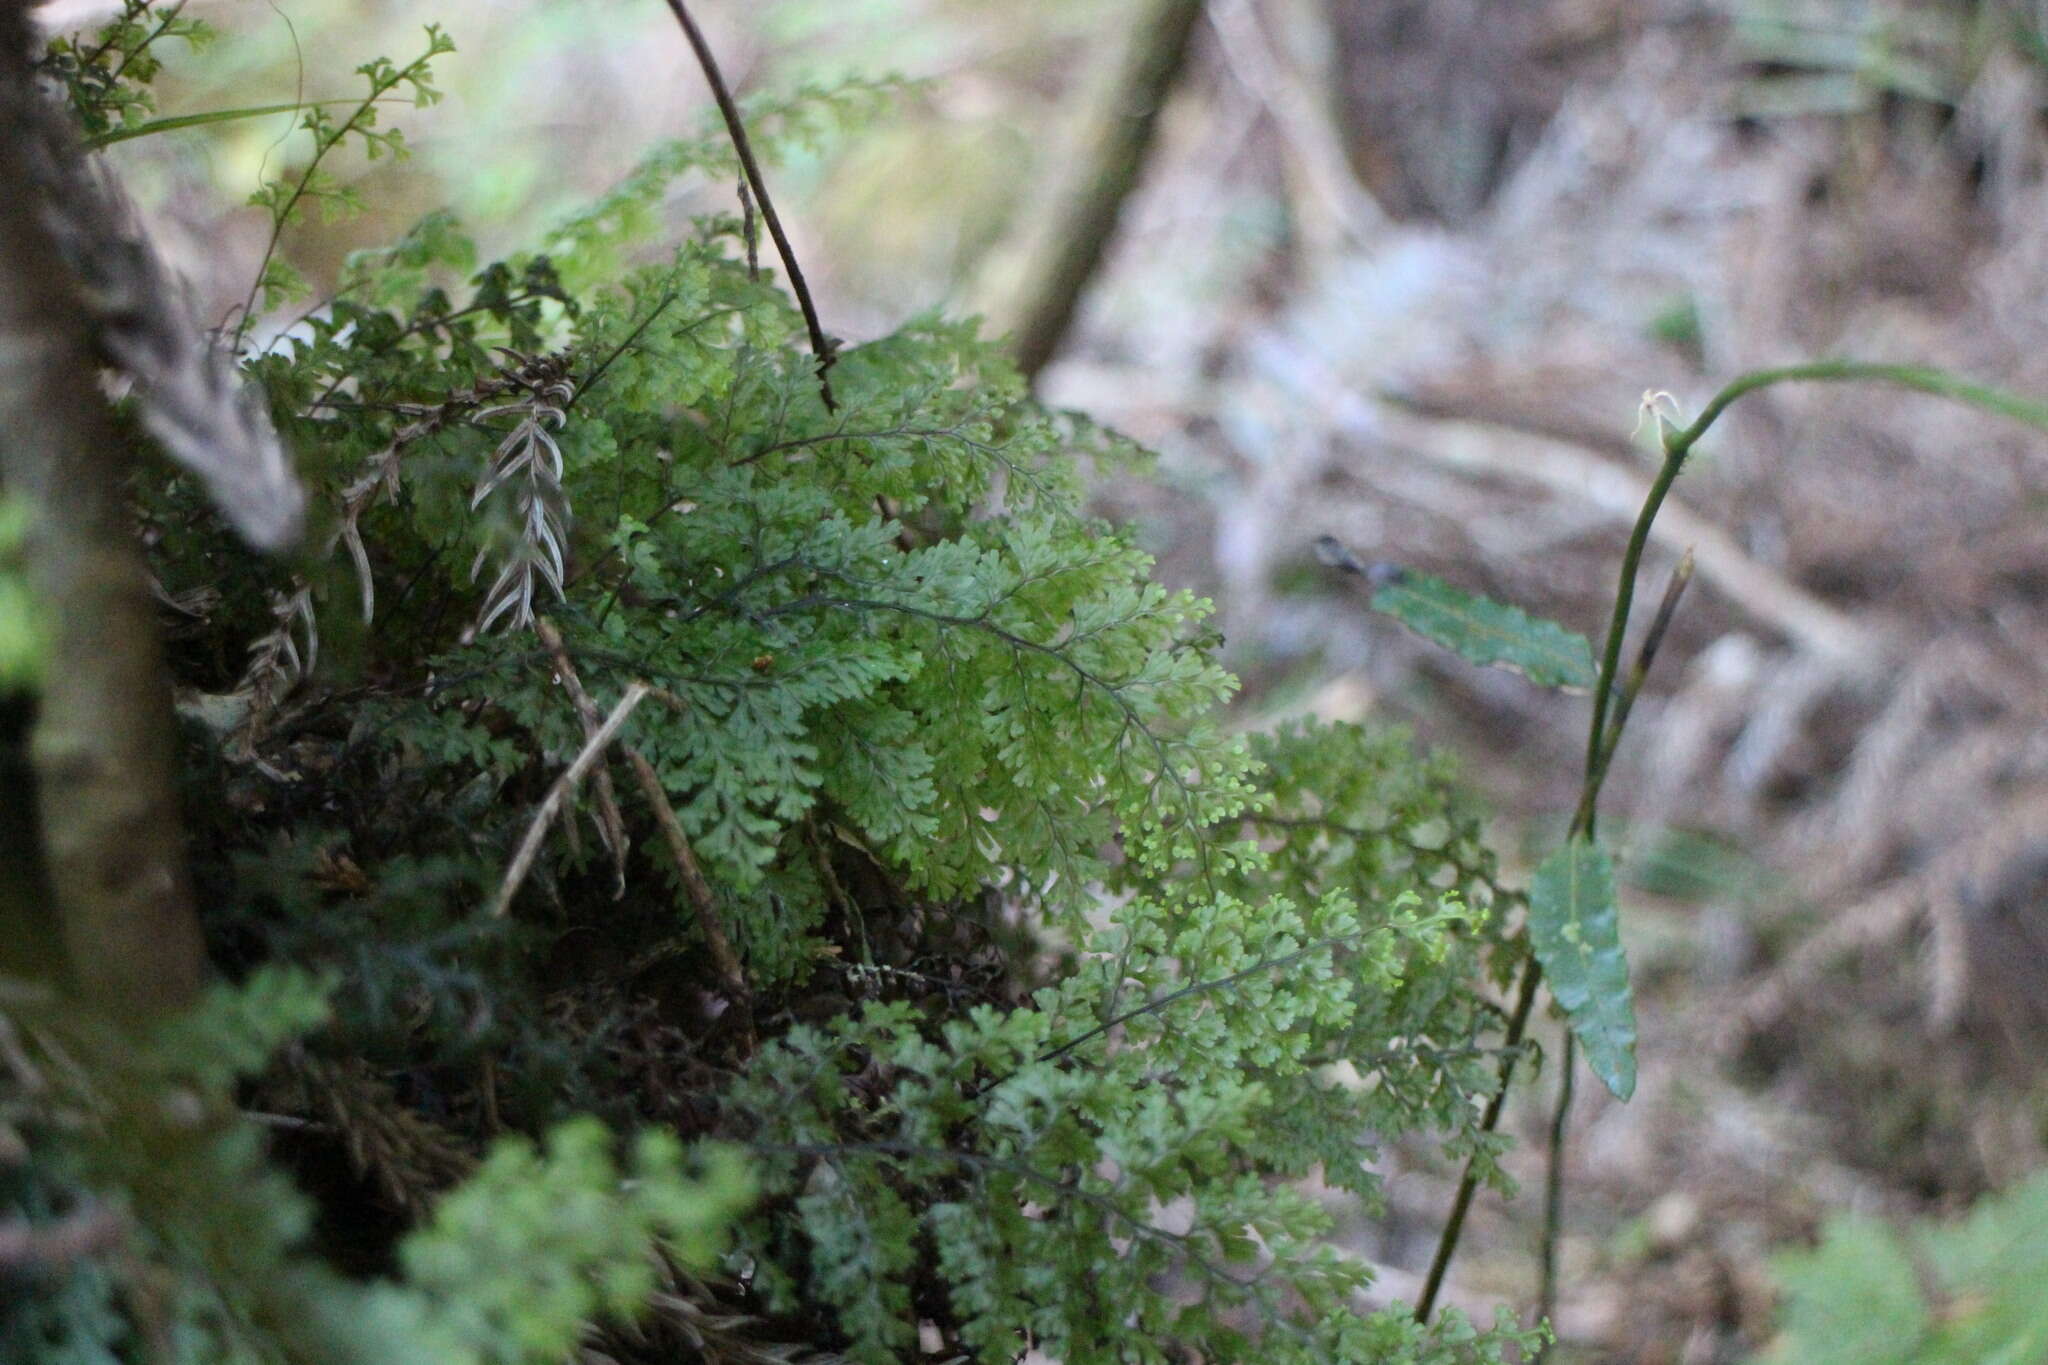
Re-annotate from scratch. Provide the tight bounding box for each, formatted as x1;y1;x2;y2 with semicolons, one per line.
1581;440;1685;821
1673;360;2048;454
1590;360;2048;820
83;97;421;150
1418;357;2048;1328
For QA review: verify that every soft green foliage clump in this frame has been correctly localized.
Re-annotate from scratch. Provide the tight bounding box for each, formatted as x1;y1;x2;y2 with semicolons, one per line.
212;178;1523;1350
33;0;217;142
730;885;1511;1364
1760;1170;2048;1365
239;25;456;323
8;8;1544;1363
1;971;750;1365
404;1121;755;1363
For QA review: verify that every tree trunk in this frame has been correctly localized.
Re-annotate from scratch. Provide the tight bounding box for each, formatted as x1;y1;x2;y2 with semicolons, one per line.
994;0;1207;385
0;6;205;1019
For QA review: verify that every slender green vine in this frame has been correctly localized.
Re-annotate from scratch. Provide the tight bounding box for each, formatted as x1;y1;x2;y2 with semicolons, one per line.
1414;356;2048;1331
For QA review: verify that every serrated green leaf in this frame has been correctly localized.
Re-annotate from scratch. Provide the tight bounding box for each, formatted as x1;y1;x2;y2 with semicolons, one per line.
1529;837;1636;1100
1370;572;1596;691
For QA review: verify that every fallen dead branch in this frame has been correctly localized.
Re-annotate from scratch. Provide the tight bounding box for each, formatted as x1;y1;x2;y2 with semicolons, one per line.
490;681;649;919
532;619;749;1008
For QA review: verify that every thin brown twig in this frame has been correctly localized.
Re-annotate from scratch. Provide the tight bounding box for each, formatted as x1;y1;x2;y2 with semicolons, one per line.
530;621;750;1011
534;617;631;896
618;744;751;1013
489;681;649;918
737;175;759;279
658;0;837;412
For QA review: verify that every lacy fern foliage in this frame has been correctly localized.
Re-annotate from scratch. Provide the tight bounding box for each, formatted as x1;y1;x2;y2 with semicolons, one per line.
7;7;1543;1363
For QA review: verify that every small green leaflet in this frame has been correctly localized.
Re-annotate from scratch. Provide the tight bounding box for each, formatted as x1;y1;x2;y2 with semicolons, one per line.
1529;836;1636;1100
1370;572;1596;692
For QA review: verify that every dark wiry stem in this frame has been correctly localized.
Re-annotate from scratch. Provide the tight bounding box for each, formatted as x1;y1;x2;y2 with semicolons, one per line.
1415;358;2048;1323
659;0;838;412
1536;1028;1575;1357
1413;956;1540;1319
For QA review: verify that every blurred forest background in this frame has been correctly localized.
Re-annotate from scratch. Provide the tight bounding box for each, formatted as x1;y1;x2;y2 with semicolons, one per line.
43;0;2048;1358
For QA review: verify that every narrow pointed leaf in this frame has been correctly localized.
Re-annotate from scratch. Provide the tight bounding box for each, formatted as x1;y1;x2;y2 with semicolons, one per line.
1371;572;1596;691
83;98;418;149
1529;836;1636;1099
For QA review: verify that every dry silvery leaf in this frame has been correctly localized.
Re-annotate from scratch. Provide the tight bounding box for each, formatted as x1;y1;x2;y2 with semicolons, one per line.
467;351;576;636
25;77;303;550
